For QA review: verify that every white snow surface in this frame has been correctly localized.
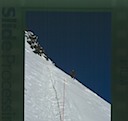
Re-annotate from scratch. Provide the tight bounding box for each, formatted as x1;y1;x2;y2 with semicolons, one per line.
25;35;111;121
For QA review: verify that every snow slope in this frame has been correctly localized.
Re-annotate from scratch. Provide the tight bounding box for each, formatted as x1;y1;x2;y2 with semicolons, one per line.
25;34;111;121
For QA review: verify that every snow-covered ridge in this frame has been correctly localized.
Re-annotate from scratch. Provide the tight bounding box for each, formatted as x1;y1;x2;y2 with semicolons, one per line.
25;31;111;121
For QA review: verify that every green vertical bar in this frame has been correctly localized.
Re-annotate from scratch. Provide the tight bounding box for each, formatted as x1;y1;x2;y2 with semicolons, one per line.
112;5;128;121
0;1;24;121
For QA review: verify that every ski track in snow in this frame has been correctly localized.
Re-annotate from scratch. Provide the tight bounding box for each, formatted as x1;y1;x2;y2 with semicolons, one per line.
25;34;111;121
48;67;63;121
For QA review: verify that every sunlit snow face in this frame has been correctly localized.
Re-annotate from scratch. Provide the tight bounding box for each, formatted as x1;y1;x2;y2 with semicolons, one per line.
25;31;111;121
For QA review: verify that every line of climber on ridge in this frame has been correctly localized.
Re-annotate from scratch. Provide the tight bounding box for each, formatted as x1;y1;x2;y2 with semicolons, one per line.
25;30;49;61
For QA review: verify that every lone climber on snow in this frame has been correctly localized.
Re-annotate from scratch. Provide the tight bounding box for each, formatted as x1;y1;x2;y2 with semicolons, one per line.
70;69;76;79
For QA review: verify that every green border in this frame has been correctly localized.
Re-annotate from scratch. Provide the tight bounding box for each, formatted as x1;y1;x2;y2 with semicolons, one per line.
0;0;128;121
0;5;24;121
112;8;128;121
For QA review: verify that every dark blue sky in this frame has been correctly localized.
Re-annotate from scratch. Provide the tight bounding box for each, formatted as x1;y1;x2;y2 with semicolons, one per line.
26;11;111;103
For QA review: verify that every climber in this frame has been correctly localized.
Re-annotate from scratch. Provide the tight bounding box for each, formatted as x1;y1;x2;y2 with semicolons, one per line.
33;44;41;55
30;41;38;49
30;35;38;41
38;45;44;56
70;69;76;79
44;54;49;61
27;31;34;37
33;44;44;56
